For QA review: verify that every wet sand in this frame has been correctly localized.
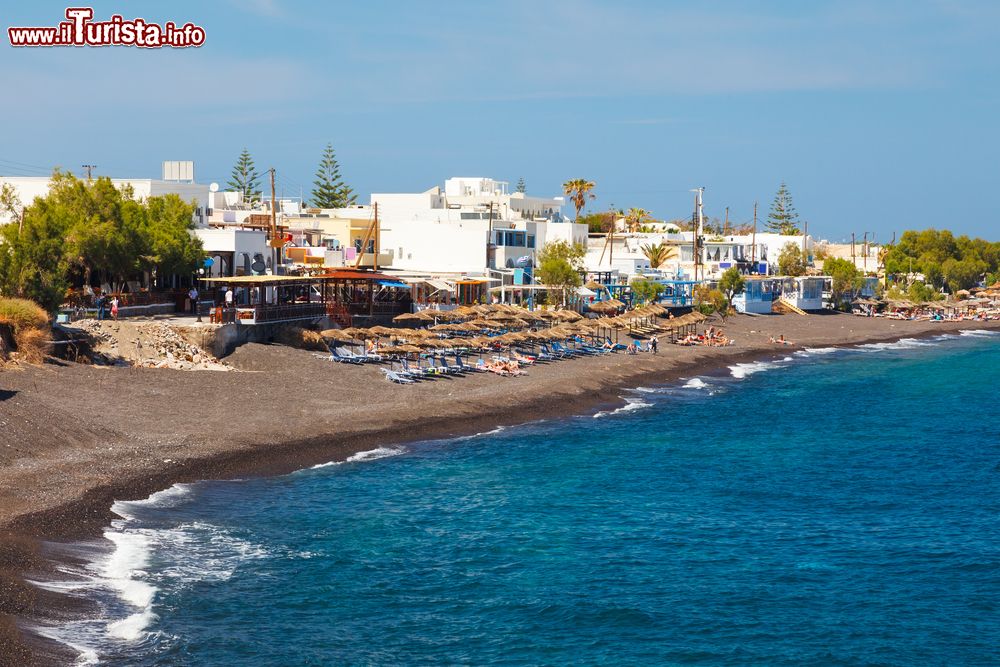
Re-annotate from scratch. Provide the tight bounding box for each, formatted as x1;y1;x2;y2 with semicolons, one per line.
1;312;998;664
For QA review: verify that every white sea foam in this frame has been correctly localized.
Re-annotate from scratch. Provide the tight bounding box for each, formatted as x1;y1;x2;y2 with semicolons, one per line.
796;346;840;357
959;328;1000;337
111;483;193;520
682;378;709;390
633;386;659;393
593;397;653;418
106;608;158;642
857;337;936;352
311;446;406;469
729;361;781;379
101;530;156;609
455;425;507;441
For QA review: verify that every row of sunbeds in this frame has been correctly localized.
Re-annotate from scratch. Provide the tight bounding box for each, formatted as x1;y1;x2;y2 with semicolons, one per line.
323;336;625;384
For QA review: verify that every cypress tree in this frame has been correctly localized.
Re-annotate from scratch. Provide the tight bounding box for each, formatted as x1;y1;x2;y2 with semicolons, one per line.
226;148;261;204
766;181;802;235
516;177;526;193
310;143;357;209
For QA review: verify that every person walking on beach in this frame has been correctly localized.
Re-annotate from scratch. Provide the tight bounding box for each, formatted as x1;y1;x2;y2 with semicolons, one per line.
110;296;119;321
225;287;234;310
188;287;199;316
650;335;658;354
95;294;106;321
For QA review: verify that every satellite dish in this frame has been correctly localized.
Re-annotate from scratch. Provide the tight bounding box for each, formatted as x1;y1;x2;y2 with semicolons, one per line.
209;182;219;192
250;260;266;275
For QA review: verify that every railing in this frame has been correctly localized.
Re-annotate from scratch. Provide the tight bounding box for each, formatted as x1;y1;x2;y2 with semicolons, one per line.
238;303;327;324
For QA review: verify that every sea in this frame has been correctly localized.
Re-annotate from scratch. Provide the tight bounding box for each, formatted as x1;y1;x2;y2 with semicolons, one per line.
34;330;1000;666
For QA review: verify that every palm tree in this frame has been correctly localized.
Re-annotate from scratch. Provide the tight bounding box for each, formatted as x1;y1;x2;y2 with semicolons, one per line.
640;243;678;269
626;207;652;233
562;179;596;221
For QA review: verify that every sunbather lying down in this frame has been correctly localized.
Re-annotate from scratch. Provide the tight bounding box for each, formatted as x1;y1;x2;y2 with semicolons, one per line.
675;331;735;347
479;358;526;376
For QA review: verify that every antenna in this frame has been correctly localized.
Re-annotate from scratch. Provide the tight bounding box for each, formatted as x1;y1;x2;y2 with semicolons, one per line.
82;164;97;181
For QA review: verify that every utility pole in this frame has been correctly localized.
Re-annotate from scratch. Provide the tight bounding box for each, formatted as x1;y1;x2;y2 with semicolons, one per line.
690;187;705;281
751;201;758;271
82;164;96;181
373;202;380;272
851;232;856;266
802;220;808;263
862;231;869;272
724;206;729;236
485;201;494;270
608;205;614;270
269;168;278;273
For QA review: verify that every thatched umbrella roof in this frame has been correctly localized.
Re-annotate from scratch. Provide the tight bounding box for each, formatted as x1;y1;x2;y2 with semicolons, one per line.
341;327;371;338
393;312;425;323
588;301;619;314
320;328;357;340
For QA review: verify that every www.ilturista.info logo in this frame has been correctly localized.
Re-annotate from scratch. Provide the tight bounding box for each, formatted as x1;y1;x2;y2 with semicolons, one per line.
7;7;205;48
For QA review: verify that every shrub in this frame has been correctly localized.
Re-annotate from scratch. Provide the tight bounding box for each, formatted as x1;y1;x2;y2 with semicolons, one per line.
0;297;48;331
0;297;50;365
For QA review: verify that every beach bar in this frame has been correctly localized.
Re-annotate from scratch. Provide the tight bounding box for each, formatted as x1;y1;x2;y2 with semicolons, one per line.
781;276;827;312
200;275;329;325
733;277;781;314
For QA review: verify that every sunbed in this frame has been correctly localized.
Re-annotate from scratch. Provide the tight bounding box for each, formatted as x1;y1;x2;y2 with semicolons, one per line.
381;368;415;384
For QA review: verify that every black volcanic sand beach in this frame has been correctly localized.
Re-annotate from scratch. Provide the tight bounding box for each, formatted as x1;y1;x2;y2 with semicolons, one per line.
1;312;998;665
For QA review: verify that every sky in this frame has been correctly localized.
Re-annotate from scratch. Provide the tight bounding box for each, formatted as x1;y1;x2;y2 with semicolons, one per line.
1;0;998;241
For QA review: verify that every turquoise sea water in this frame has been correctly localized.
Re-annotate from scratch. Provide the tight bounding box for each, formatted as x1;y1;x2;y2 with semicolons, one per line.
43;331;1000;665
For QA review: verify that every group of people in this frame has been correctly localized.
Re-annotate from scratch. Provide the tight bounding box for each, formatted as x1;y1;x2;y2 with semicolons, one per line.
95;294;120;321
625;334;659;355
481;358;526;376
677;326;733;347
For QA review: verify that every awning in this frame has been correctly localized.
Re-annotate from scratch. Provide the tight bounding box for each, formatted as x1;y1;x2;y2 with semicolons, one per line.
576;286;597;297
376;280;411;289
425;279;454;292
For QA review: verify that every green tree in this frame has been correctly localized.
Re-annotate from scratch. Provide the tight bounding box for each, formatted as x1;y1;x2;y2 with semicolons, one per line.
907;282;941;302
0;183;23;232
142;194;204;281
562;178;596;221
717;266;746;304
227;148;261;203
640;242;678;269
625;207;652;232
941;257;985;293
884;228;1000;284
777;242;807;276
535;240;585;306
310;143;356;209
516;177;526;194
823;257;864;307
629;277;662;304
0;171;203;311
766;182;802;235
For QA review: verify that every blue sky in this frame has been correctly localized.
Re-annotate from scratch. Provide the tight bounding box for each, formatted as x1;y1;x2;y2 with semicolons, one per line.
1;0;998;241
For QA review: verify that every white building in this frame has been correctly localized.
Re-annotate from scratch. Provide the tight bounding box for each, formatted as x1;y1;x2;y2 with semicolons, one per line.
371;177;587;276
0;162;211;225
585;229;815;282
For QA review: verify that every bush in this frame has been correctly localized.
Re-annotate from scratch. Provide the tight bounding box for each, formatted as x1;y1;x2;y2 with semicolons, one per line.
0;297;50;365
0;297;48;331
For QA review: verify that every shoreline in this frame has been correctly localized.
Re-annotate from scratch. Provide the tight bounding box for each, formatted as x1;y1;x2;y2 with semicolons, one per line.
2;314;999;664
